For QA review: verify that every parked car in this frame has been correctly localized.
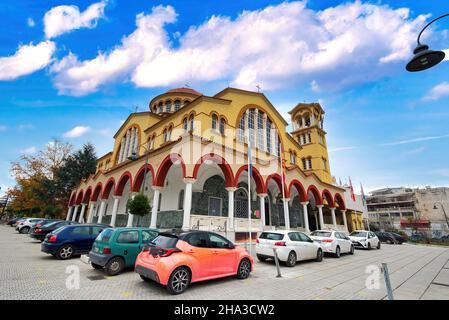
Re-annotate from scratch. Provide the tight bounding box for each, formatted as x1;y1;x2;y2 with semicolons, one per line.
256;230;323;266
41;224;110;260
135;230;253;294
30;220;78;242
376;231;406;244
16;218;45;234
310;230;354;257
390;232;407;244
11;218;27;227
7;217;21;226
89;227;159;276
349;230;381;249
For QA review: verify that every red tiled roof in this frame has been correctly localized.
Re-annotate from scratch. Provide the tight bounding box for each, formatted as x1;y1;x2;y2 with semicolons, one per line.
167;87;202;96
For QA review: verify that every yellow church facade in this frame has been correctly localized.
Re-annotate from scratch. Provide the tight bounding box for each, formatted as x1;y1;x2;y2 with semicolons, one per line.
66;87;349;241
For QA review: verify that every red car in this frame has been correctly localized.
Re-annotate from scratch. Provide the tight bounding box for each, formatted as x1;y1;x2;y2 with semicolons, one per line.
135;230;253;294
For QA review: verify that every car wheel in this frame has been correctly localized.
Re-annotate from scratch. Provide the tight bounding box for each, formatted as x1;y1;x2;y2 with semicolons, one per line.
237;258;251;279
387;239;393;244
335;246;341;258
57;245;74;260
91;262;103;270
105;257;124;276
285;251;297;267
256;254;267;262
315;249;323;262
377;241;381;250
20;226;30;234
367;243;371;250
349;245;354;255
167;267;191;295
140;275;151;282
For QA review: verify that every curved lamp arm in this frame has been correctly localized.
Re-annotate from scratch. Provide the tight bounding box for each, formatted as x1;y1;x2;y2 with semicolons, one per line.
417;13;449;45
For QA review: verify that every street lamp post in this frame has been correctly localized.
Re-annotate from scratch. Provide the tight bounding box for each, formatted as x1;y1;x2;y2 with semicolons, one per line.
406;13;448;72
128;145;150;194
433;202;449;230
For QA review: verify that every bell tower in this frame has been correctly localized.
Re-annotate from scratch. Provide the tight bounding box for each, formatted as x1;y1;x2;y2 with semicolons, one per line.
288;102;332;184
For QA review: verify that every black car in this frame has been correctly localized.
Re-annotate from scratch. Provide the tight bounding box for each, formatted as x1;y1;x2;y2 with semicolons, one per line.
375;232;405;244
30;220;78;241
389;232;406;244
41;224;110;259
7;217;21;226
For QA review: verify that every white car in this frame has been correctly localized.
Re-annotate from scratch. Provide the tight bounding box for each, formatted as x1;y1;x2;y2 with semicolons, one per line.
310;230;354;257
16;218;43;234
349;230;381;250
256;230;323;267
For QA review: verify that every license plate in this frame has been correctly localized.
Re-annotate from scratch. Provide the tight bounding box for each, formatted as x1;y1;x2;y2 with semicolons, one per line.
94;247;99;252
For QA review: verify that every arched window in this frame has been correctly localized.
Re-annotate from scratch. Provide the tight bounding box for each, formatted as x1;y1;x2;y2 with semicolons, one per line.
189;114;194;131
163;128;168;143
238;115;245;142
117;127;139;164
183;117;188;131
257;111;264;150
167;126;172;141
174;100;181;112
304;115;311;127
212;114;218;130
248;109;255;146
219;118;226;135
165;101;172;113
158;102;163;114
266;118;272;153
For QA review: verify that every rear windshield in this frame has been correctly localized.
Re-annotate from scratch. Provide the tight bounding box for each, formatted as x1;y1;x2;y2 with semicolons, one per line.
42;221;60;228
259;232;284;241
52;226;66;234
350;231;367;237
311;231;332;237
152;235;178;248
96;228;114;243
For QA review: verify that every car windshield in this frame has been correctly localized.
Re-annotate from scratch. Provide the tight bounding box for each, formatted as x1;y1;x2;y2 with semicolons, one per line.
152;235;178;248
259;232;284;240
96;228;114;243
350;231;367;237
42;221;59;228
311;231;332;237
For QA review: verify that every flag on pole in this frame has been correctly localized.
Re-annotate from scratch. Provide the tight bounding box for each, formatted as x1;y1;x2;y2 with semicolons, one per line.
349;177;356;202
360;182;366;206
247;118;252;253
279;137;289;229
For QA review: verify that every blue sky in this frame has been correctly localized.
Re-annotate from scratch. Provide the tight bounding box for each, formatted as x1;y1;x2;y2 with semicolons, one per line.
1;0;449;196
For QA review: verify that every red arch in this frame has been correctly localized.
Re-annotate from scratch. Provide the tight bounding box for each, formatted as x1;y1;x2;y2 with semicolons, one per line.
288;179;307;202
234;165;265;194
75;190;84;205
307;185;323;205
322;189;335;207
192;154;234;188
69;192;76;206
132;163;155;192
91;182;103;202
155;154;186;187
115;171;133;196
82;187;92;204
334;192;346;210
265;173;289;197
101;177;116;199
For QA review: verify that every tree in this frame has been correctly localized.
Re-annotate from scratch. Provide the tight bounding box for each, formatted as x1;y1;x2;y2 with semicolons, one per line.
127;194;151;226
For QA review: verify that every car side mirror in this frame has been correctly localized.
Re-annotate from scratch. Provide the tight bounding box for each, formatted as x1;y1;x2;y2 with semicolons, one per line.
227;243;235;249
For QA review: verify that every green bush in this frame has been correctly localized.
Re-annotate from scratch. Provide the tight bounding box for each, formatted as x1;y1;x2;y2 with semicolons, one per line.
127;194;151;217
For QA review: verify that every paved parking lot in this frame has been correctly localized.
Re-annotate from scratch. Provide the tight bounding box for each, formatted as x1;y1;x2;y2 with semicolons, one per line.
1;224;448;300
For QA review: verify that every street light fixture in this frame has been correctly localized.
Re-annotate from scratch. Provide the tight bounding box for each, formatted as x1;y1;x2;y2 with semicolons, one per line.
433;202;449;230
406;13;448;72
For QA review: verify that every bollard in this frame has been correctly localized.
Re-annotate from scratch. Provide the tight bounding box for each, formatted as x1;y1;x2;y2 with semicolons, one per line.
273;247;282;278
381;263;394;300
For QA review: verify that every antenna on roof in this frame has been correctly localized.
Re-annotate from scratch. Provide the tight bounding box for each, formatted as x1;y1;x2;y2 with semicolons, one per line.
184;83;190;88
134;105;139;113
256;84;261;93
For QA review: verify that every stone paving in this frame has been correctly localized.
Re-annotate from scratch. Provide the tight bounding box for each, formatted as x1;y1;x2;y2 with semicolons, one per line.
0;225;448;300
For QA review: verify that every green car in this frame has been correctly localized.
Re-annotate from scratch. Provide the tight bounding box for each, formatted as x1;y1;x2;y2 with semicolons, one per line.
89;227;158;276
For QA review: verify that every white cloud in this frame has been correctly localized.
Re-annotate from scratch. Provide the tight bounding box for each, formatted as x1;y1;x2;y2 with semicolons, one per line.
51;1;429;96
0;41;55;81
444;49;449;61
27;18;35;27
423;82;449;101
380;134;449;146
63;126;91;138
20;146;37;155
44;0;107;39
329;146;360;152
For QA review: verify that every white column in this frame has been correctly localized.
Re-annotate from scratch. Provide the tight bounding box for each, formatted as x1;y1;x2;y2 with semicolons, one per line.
110;196;120;227
331;207;337;229
258;194;267;231
78;204;87;223
317;205;324;230
150;188;161;228
87;202;96;223
226;187;236;230
71;205;79;222
182;179;195;230
97;200;106;224
342;210;348;232
284;198;290;229
66;206;73;221
301;202;310;233
126;193;137;227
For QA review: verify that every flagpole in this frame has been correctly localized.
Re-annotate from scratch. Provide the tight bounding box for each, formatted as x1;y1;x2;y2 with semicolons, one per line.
247;121;252;256
279;137;288;229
